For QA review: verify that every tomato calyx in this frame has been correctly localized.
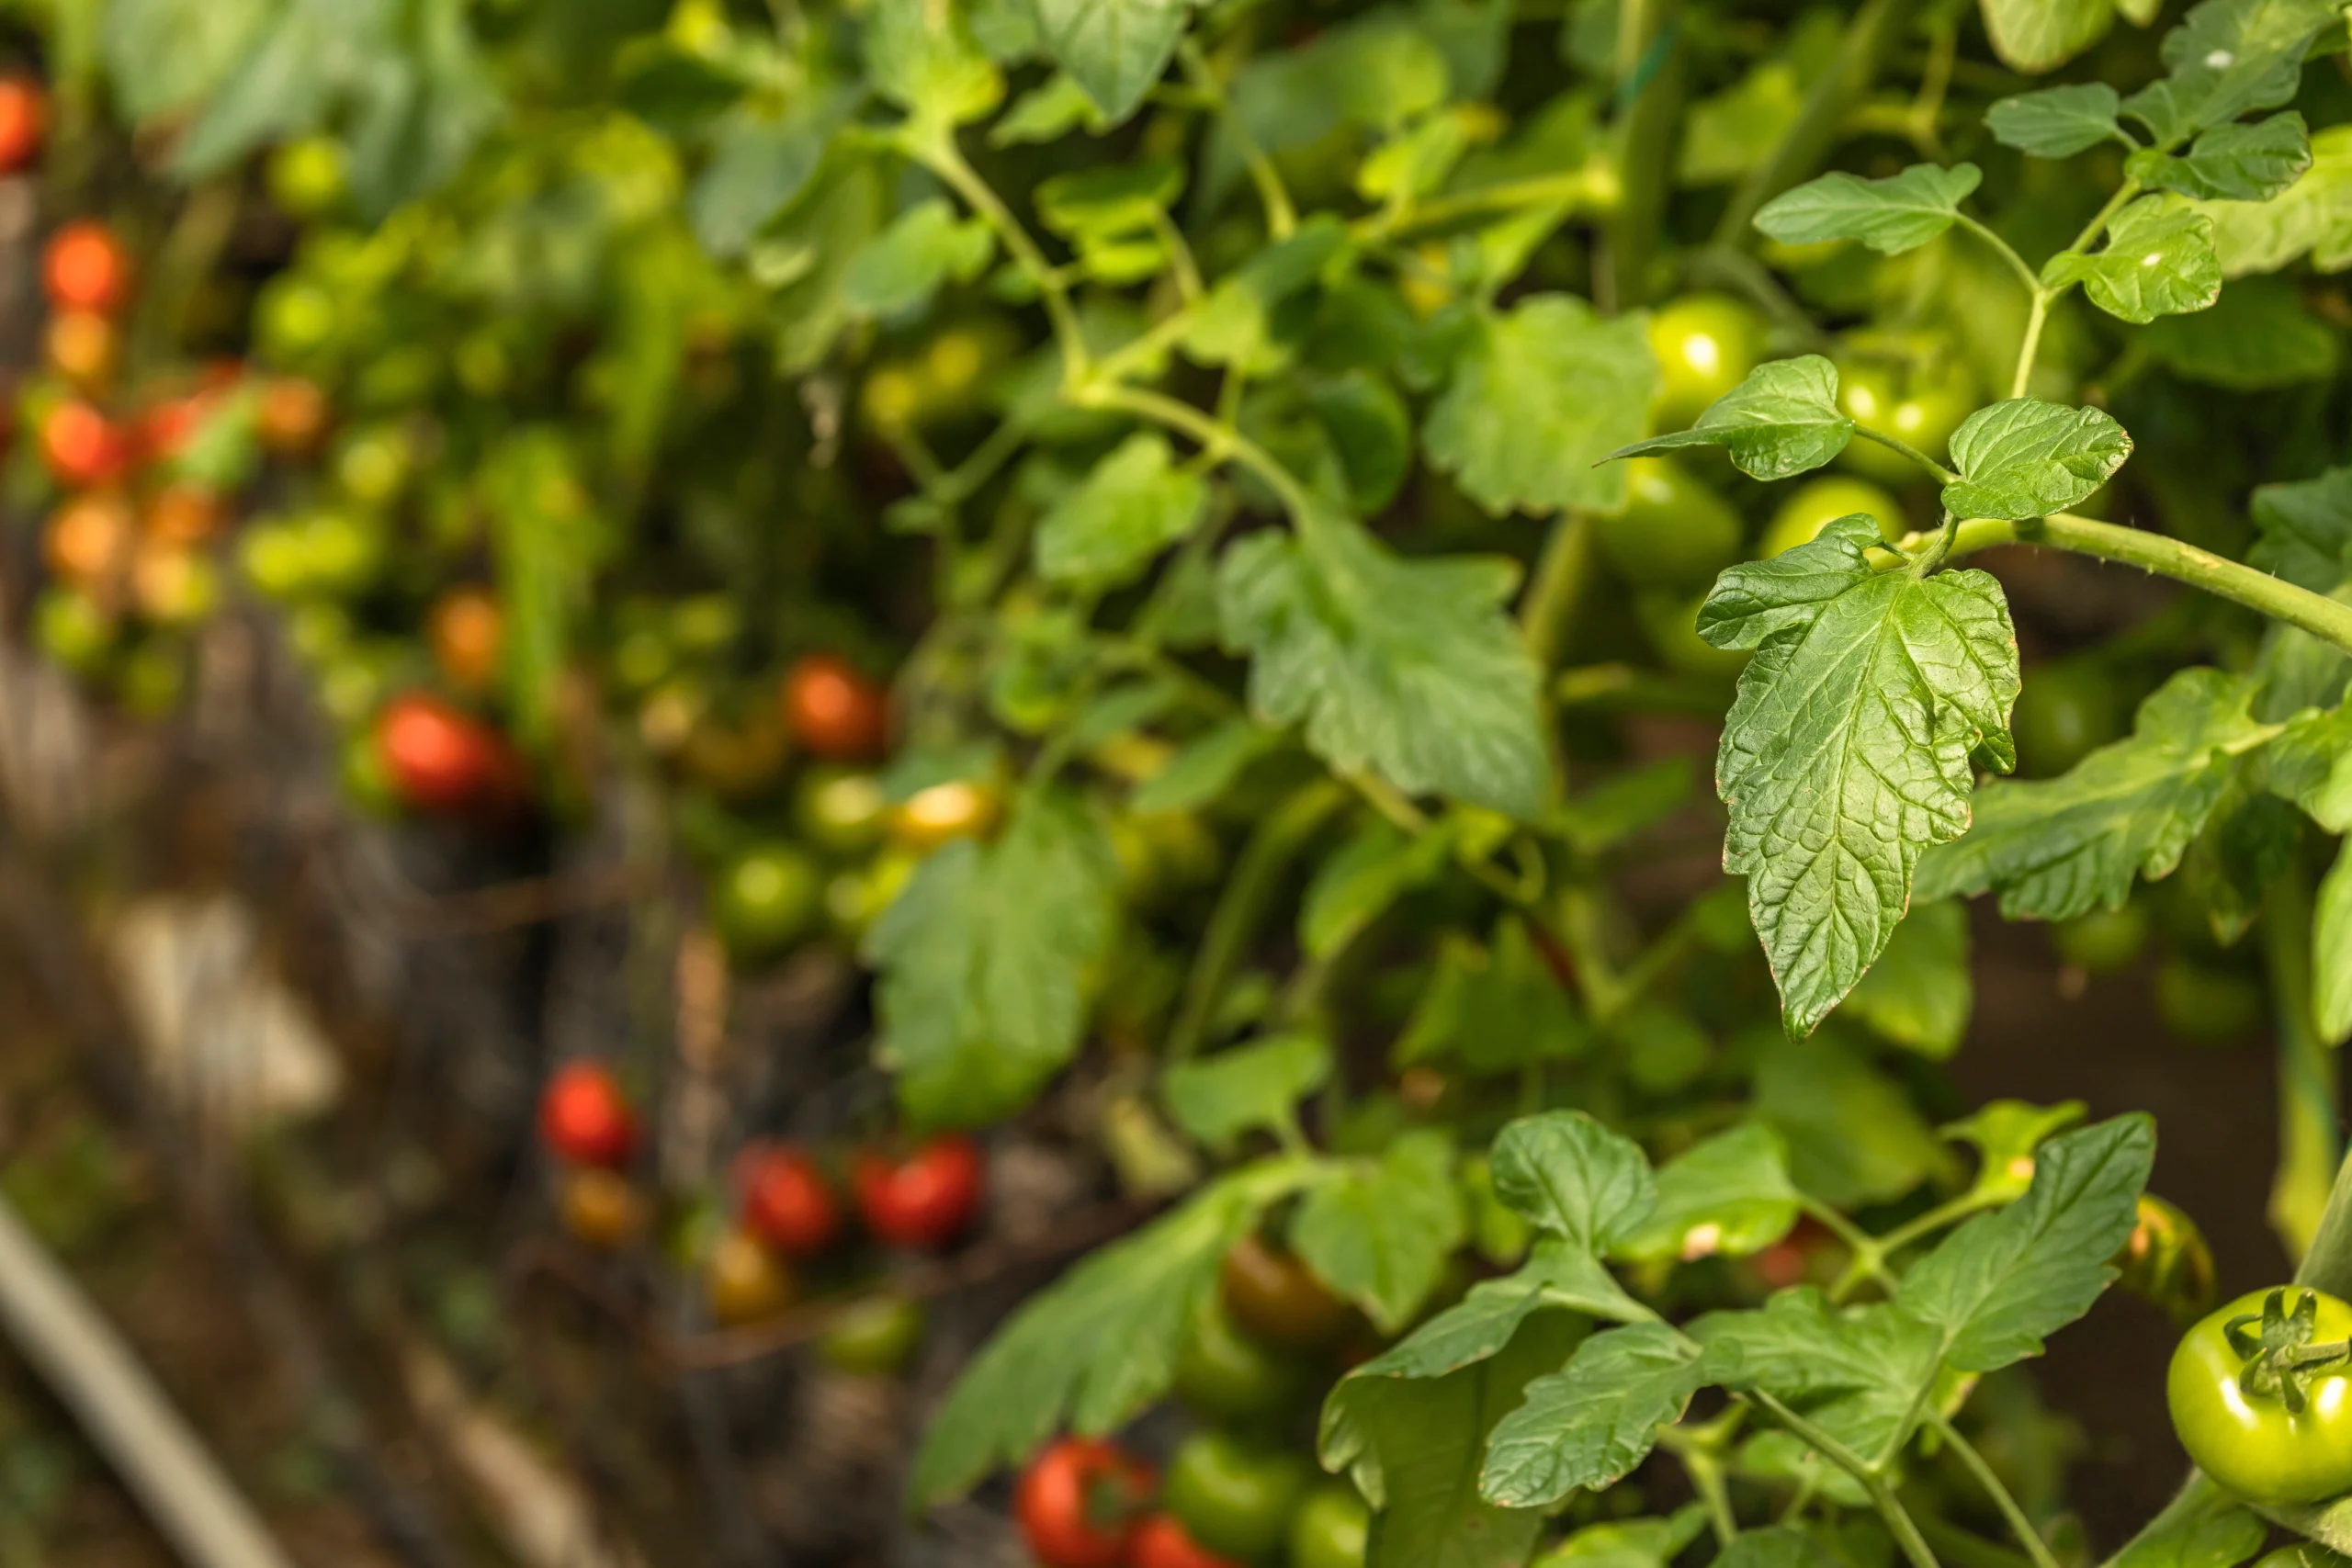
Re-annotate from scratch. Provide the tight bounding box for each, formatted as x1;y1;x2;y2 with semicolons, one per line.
2225;1288;2352;1412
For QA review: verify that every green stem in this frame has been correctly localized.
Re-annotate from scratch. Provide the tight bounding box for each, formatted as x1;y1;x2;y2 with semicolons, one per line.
2267;864;2339;1262
1165;782;1348;1059
2014;180;2143;396
1178;40;1295;240
1915;1517;2036;1568
2296;1147;2352;1301
1829;1188;2008;1303
1520;511;1595;673
1152;209;1205;302
1553;662;1733;716
1364;167;1611;243
1713;0;1902;245
1927;1413;2062;1568
1925;513;2352;657
919;135;1091;379
2009;290;2050;400
1074;382;1318;524
1746;1392;1943;1568
1852;426;1958;484
1605;0;1688;308
1954;215;2041;302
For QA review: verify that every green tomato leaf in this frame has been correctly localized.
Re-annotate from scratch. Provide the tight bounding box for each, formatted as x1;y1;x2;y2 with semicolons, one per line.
991;73;1107;144
1302;818;1459;959
1896;1114;2156;1372
1342;1247;1605;1384
865;0;1004;129
1607;355;1855;481
1035;432;1208;588
1184;215;1353;370
1423;294;1658;516
1489;1110;1657;1255
1691;1287;1941;1461
2252;466;2352;592
2195;123;2352;277
1697;515;2020;1034
1293;1131;1469;1333
2041;197;2221;324
1914;669;2273;920
1754;164;1983;255
1309;369;1415;513
910;1158;1315;1505
1942;398;2133;521
2143;274;2341;390
1478;1322;1707;1507
2133;111;2312;201
1551;758;1696;853
1712;1527;1842;1568
1987;84;2124;158
1757;1029;1956;1206
1611;1122;1799;1264
2123;0;2339;145
866;786;1119;1128
104;0;269;122
1981;0;2117;73
1942;1100;2090;1200
1162;1033;1332;1152
1542;1512;1712;1568
2267;700;2352;833
1396;918;1594;1077
2109;1495;2267;1568
2319;840;2352;1046
1839;898;1973;1058
1217;510;1550;818
1321;1311;1586;1568
842;197;997;318
1031;0;1193;125
1132;718;1280;813
688;96;844;259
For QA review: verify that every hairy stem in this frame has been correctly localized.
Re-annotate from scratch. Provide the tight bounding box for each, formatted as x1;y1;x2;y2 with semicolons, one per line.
1178;40;1295;240
1928;1413;2062;1568
1074;382;1319;523
918;135;1091;379
1520;511;1595;673
2267;864;2339;1262
1746;1392;1942;1568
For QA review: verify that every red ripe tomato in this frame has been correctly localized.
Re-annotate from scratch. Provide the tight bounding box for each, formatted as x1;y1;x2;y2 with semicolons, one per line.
782;653;888;759
0;78;42;172
40;400;126;487
1132;1514;1245;1568
374;693;521;815
42;222;131;315
538;1061;638;1168
854;1134;984;1249
139;392;214;465
1014;1438;1153;1568
256;377;330;456
737;1143;842;1258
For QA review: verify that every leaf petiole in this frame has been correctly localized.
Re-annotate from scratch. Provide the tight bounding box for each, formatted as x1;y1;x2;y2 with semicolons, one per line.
1928;1411;2064;1568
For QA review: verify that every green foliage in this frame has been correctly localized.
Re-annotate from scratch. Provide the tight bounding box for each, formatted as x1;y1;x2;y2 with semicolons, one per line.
1610;356;1854;480
1755;164;1984;255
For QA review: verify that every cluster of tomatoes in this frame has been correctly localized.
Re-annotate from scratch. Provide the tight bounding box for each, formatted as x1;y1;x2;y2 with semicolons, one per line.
537;1061;979;1372
1015;1236;1371;1568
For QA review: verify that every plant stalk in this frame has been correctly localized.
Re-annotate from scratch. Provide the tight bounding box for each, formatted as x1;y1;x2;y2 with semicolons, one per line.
2267;863;2340;1262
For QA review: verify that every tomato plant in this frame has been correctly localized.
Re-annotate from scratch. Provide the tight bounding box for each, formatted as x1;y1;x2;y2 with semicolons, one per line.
735;1143;842;1258
537;1062;637;1169
854;1135;985;1249
1015;1438;1154;1568
2170;1288;2352;1504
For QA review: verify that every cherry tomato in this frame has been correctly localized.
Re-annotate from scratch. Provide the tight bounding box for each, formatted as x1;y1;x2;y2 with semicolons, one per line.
1835;360;1973;486
677;707;788;797
376;694;521;815
2155;959;2267;1044
559;1166;643;1249
1173;1294;1314;1423
256;377;330;456
40;400;127;487
736;1143;842;1258
1649;294;1770;431
267;136;348;219
2050;903;2151;975
1014;1438;1154;1568
1287;1484;1370;1568
1163;1430;1313;1563
2117;1193;2216;1327
1220;1235;1352;1350
334;424;413;506
429;586;503;694
783;652;888;759
138;391;218;466
1135;1513;1247;1568
2012;662;2123;777
256;276;337;364
45;310;115;389
144;482;226;547
795;767;889;856
44;492;132;585
42;222;130;315
712;843;823;961
1758;476;1905;558
888;778;1001;852
0;77;45;172
2170;1287;2352;1504
817;1293;927;1376
32;587;114;672
854;1134;985;1249
706;1228;794;1325
1593;457;1743;590
130;544;220;627
538;1061;638;1168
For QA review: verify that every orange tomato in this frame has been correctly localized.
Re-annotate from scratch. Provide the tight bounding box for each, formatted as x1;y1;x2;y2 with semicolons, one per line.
705;1229;794;1325
782;652;888;759
429;586;503;693
559;1167;644;1249
42;221;131;315
256;377;330;456
0;78;45;172
44;492;132;585
144;482;225;547
40;400;127;487
44;310;114;389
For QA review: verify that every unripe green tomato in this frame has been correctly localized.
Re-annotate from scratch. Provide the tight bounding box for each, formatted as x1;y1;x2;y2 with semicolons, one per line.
1594;457;1744;590
300;510;386;597
2050;903;2151;974
1286;1485;1369;1568
256;276;338;363
2011;663;2124;778
285;602;355;666
712;843;823;962
817;1294;927;1376
1163;1431;1313;1564
268;136;348;220
796;767;888;857
1634;590;1747;680
2169;1287;2352;1504
34;587;115;672
239;521;314;600
2155;959;2267;1043
1835;361;1973;485
340;728;401;818
1172;1296;1313;1424
334;427;413;507
1648;294;1770;432
317;646;400;727
454;332;512;398
609;627;674;694
671;594;742;654
1758;476;1905;558
115;640;185;717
